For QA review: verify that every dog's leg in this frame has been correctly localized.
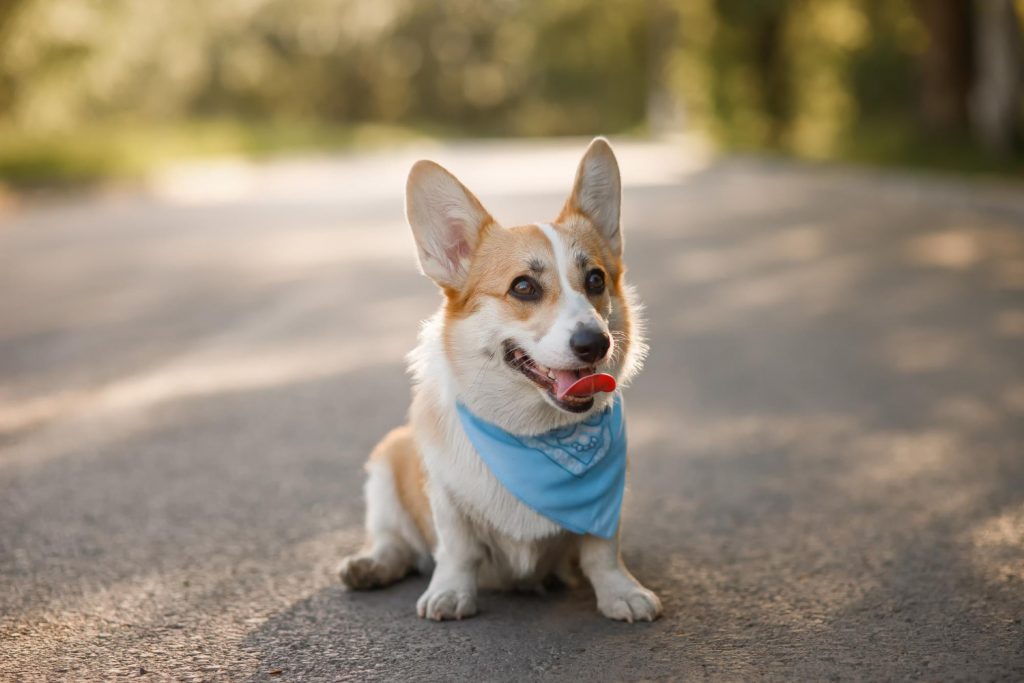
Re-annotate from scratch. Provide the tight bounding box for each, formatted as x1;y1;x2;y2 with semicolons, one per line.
416;492;481;620
340;429;432;590
579;533;662;623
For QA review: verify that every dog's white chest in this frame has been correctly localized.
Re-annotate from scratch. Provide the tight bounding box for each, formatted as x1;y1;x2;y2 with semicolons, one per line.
420;409;564;542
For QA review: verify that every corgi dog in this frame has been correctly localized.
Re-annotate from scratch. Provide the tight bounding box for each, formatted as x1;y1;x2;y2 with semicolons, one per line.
338;138;661;623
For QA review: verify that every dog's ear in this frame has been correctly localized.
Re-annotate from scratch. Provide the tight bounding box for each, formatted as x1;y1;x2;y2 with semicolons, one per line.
560;137;622;257
406;160;494;290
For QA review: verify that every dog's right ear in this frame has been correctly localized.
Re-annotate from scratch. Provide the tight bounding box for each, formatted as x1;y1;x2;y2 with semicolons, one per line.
560;137;622;257
406;160;494;290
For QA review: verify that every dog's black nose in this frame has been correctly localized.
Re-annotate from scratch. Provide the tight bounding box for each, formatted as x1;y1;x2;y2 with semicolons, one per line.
570;328;611;364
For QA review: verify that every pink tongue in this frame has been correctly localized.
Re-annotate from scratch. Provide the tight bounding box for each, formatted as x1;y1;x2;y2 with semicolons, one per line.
553;371;617;399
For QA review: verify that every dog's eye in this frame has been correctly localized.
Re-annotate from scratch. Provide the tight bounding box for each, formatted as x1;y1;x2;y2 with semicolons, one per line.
585;269;605;295
509;276;541;301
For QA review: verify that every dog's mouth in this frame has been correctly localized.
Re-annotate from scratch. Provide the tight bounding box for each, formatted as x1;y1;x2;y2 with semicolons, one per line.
502;341;616;413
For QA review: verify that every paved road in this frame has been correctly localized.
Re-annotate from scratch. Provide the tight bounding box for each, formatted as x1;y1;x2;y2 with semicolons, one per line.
2;139;1023;681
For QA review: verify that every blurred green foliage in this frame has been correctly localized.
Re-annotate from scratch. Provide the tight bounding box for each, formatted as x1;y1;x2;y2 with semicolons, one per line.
674;0;919;155
0;0;1020;184
0;1;646;133
672;0;1024;171
0;0;651;184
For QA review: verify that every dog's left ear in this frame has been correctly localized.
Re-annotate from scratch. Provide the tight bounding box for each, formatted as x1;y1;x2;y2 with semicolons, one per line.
560;137;622;257
406;160;494;291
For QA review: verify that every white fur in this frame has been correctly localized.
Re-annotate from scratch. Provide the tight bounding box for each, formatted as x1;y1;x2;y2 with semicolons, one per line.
409;314;566;543
338;461;432;588
532;222;613;372
364;461;432;569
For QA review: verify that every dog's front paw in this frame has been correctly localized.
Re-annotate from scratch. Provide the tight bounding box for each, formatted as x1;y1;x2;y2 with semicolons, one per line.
597;585;662;623
416;586;478;621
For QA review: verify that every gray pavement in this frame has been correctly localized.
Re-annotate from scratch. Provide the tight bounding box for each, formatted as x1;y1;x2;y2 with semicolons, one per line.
1;139;1023;681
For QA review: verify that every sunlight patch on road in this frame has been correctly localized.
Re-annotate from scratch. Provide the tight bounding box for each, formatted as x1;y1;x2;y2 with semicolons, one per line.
670;254;866;334
905;230;984;270
932;395;1001;430
850;430;961;485
0;337;408;441
0;287;429;469
904;223;1024;296
877;327;967;373
993;309;1024;337
148;138;712;207
964;503;1024;584
148;222;418;280
994;259;1024;289
672;225;827;284
1002;383;1024;415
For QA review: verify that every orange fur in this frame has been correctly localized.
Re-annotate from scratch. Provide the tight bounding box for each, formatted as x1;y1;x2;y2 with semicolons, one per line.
368;426;435;549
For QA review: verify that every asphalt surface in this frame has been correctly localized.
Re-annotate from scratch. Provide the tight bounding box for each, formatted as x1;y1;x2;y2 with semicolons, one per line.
1;139;1023;681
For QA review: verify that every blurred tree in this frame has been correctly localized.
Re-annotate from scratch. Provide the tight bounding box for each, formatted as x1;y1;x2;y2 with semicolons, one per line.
0;0;648;138
672;0;1023;164
0;0;1020;181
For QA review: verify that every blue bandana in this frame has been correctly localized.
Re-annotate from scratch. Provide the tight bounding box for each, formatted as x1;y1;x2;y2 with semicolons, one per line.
455;394;627;539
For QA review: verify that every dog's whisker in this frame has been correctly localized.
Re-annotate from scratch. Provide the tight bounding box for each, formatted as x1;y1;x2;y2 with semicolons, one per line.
468;348;499;393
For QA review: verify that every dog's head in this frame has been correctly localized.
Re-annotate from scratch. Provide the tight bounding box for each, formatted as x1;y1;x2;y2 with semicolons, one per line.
406;138;644;431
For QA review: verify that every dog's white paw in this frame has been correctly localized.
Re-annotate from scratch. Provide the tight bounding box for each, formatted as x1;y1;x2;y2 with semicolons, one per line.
416;586;478;621
597;585;662;623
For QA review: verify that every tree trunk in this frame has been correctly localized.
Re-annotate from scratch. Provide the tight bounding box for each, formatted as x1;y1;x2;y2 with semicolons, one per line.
755;7;789;147
915;0;974;134
970;0;1022;155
